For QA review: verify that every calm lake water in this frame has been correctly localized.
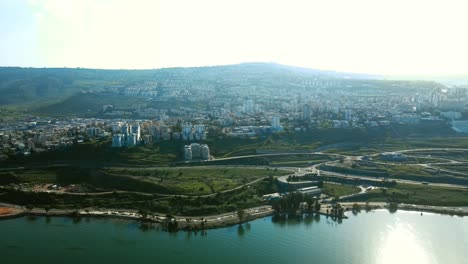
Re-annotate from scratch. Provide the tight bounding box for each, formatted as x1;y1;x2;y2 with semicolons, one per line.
1;210;467;264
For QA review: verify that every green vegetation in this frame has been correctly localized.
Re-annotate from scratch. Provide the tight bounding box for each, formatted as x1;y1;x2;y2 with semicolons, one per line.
322;183;360;198
362;184;468;206
0;177;279;216
105;167;288;195
433;163;468;174
3;139;183;167
321;161;468;185
0;166;288;196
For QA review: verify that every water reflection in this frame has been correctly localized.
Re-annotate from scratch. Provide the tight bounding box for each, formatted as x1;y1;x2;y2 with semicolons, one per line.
271;213;326;226
237;224;245;236
376;219;435;264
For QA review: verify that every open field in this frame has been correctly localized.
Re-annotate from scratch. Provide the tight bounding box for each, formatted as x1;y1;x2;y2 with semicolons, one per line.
432;163;468;174
322;183;360;198
360;183;468;206
0;166;289;196
105;167;288;195
320;160;468;185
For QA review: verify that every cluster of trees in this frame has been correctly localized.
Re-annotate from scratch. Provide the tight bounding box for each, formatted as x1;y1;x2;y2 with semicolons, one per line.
327;203;345;218
271;193;321;216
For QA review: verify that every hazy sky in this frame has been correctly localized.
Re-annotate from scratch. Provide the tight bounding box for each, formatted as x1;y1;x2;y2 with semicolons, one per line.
1;0;467;75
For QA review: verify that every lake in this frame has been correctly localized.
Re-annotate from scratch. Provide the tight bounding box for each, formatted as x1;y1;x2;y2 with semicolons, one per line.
0;210;467;264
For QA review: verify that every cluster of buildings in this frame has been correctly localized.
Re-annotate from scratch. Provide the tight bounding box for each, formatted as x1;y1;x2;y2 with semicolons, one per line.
0;117;113;160
111;121;208;148
182;123;206;140
111;123;141;147
184;143;210;161
3;70;468;160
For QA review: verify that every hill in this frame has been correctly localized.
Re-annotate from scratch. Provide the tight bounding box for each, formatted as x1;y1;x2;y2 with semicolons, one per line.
0;63;379;106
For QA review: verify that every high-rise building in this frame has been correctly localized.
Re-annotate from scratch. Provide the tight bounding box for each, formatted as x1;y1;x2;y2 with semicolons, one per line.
344;110;353;121
182;123;193;141
184;143;210;160
271;116;283;132
184;145;192;160
303;104;311;120
201;144;210;160
131;124;141;141
121;124;130;135
127;134;137;146
112;134;123;147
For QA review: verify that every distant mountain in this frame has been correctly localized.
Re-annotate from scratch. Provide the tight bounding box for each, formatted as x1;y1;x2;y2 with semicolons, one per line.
0;63;411;106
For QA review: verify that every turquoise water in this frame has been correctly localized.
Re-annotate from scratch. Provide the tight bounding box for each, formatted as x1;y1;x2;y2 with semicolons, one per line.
0;210;467;264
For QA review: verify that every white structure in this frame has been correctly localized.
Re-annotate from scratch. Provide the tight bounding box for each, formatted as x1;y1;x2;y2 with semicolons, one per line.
121;124;130;135
184;145;192;160
184;143;210;160
201;144;210;160
271;116;283;132
297;186;322;196
182;122;193;141
191;143;201;157
131;124;141;141
182;123;206;141
271;116;280;127
194;124;206;140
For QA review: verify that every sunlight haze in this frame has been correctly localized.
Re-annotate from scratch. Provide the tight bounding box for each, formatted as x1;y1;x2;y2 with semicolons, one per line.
1;0;467;75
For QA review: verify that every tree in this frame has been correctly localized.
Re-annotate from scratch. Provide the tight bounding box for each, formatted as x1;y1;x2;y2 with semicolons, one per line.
44;205;51;215
352;203;361;213
317;180;324;188
237;209;246;221
314;202;321;212
138;209;148;220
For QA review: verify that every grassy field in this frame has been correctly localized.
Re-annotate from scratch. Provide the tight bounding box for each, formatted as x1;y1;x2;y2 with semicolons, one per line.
364;183;468;206
321;160;468;186
105;167;289;195
322;183;360;198
0;166;289;196
432;163;468;174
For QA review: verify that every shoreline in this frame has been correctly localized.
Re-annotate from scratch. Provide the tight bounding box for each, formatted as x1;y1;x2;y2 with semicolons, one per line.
1;202;466;231
0;203;276;231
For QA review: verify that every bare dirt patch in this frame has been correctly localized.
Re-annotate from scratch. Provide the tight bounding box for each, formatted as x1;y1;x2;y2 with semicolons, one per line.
0;207;13;215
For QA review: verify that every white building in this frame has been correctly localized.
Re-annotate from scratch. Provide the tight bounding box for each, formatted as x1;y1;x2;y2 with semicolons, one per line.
184;143;210;160
297;186;322;197
182;122;193;141
201;144;210;160
271;116;283;132
184;145;192;160
131;124;141;141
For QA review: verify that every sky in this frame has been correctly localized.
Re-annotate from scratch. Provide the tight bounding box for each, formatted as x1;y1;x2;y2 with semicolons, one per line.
1;0;468;75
